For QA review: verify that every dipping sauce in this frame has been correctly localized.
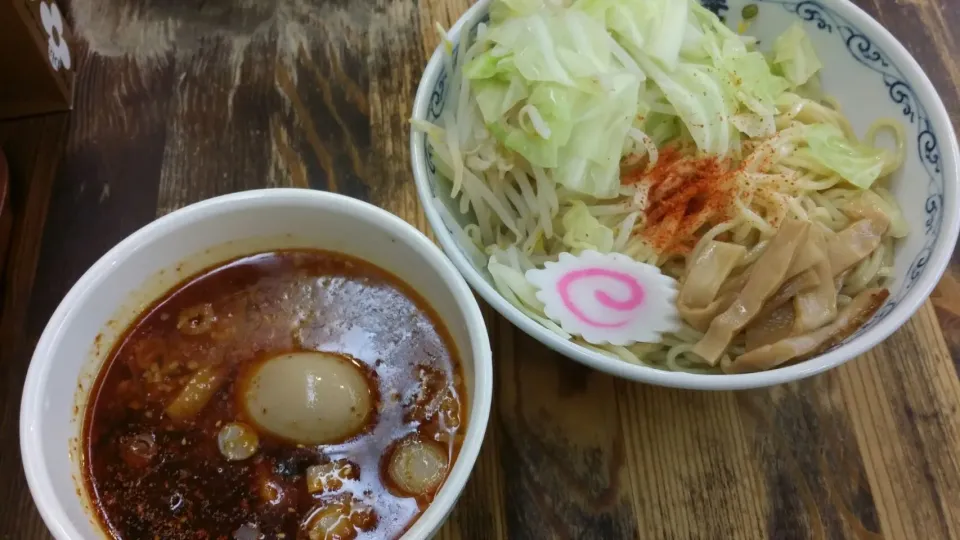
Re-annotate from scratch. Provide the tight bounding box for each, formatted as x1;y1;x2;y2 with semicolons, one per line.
83;250;466;539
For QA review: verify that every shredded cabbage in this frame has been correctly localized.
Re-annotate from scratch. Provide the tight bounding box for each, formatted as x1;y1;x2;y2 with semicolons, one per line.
574;0;690;71
490;0;549;22
561;200;616;252
456;0;808;188
464;8;644;198
802;124;890;189
773;22;823;88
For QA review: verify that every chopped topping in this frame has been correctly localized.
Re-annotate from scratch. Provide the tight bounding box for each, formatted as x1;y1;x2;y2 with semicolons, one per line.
306;459;360;494
217;422;259;461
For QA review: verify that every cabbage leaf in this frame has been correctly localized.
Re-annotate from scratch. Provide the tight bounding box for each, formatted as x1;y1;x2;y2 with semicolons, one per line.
801;123;890;189
561;201;616;252
773;22;823;88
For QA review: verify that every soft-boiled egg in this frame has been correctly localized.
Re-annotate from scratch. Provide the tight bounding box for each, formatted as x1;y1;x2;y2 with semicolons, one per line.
242;352;374;444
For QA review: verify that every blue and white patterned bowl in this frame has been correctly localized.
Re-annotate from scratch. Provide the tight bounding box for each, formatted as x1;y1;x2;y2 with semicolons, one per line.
410;0;960;389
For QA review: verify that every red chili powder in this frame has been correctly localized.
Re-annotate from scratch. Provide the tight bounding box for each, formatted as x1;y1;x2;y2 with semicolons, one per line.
624;146;741;255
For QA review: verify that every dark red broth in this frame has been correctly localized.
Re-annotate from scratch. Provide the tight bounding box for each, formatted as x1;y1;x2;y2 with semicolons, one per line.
83;250;466;539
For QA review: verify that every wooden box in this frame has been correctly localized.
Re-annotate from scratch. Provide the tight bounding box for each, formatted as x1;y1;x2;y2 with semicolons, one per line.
0;0;74;119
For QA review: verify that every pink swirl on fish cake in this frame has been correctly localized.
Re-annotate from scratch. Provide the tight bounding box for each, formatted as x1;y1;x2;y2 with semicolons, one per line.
556;268;646;329
525;250;680;346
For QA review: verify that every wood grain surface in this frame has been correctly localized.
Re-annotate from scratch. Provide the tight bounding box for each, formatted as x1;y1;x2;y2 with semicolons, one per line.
1;0;959;538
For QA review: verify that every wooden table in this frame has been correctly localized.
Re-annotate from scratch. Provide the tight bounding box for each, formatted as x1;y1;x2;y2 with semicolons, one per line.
1;0;959;538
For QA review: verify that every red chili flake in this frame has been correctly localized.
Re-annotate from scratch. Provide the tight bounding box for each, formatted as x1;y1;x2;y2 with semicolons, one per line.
626;146;740;255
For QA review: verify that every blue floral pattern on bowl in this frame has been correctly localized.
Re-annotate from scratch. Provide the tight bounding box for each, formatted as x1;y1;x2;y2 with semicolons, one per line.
421;0;946;350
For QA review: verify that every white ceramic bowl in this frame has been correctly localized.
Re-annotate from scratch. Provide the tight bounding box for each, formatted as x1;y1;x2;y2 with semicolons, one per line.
20;189;493;539
410;0;960;390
